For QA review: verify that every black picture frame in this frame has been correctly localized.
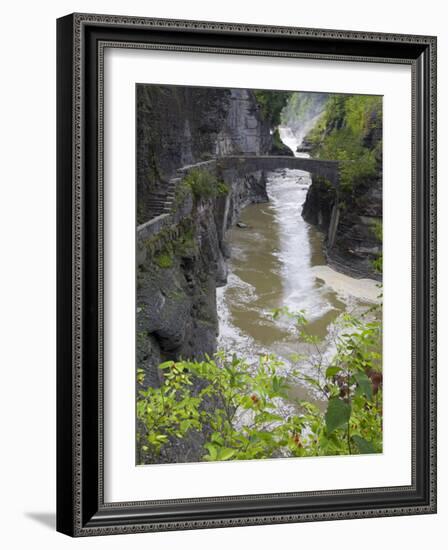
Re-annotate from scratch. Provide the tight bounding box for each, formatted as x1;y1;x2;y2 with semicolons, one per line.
57;13;437;537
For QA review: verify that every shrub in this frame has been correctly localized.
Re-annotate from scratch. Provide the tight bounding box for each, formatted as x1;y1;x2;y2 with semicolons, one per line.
216;182;229;196
308;94;382;191
253;90;291;129
154;251;173;269
318;128;377;190
137;308;383;463
184;169;217;200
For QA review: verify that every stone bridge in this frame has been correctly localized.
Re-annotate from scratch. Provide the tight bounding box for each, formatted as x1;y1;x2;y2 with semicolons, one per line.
215;155;341;188
138;154;342;241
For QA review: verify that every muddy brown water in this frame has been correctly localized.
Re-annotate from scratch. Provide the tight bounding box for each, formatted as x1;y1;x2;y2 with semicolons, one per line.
217;128;376;408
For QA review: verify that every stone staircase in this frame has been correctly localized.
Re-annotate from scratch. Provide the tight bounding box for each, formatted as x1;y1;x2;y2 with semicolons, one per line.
146;179;178;219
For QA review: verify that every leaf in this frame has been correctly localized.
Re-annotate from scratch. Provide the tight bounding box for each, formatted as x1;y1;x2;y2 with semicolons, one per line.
352;435;376;454
159;361;175;370
218;448;236;461
255;412;284;424
354;371;373;400
179;420;191;432
203;443;218;461
325;366;341;378
325;398;351;434
211;432;224;445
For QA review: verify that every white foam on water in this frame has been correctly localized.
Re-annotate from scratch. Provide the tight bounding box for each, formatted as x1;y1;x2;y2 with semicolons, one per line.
267;168;334;323
216;126;381;407
217;273;270;365
311;265;381;304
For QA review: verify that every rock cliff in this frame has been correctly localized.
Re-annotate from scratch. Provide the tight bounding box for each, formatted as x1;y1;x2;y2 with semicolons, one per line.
136;85;274;398
137;85;275;224
302;173;382;279
301;96;383;280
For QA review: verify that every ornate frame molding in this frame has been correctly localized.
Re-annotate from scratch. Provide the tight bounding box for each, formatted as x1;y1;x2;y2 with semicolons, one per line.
57;13;437;537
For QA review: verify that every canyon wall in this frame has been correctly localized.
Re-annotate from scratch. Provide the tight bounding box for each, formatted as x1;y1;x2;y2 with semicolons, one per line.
136;85;274;390
301;96;383;280
137;86;275;224
136;166;267;388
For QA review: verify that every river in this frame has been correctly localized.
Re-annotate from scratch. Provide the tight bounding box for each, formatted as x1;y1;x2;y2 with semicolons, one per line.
217;126;379;404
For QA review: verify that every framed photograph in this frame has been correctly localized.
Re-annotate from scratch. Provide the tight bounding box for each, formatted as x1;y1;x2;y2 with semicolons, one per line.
57;13;437;536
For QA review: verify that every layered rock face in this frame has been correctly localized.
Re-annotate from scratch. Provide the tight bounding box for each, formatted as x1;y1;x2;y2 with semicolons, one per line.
136;85;274;396
136;163;268;463
302;174;382;279
215;89;273;156
137;199;225;387
302;106;383;280
137;85;274;224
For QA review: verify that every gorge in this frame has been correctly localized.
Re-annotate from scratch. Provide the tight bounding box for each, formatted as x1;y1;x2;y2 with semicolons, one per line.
136;85;383;463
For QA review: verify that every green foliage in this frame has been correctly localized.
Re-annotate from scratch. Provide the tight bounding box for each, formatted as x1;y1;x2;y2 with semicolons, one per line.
325;398;351;434
370;219;383;274
253;90;292;129
307;94;382;190
136;367;146;385
372;255;383;274
137;361;203;459
184;169;216;200
184;169;229;200
372;219;382;241
318;128;377;190
154;251;173;269
150;223;198;269
137;308;383;463
345;95;382;135
216;182;230;196
173;180;191;206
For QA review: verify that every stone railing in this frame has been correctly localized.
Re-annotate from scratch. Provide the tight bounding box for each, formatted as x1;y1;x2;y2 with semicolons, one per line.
137;155;342;242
